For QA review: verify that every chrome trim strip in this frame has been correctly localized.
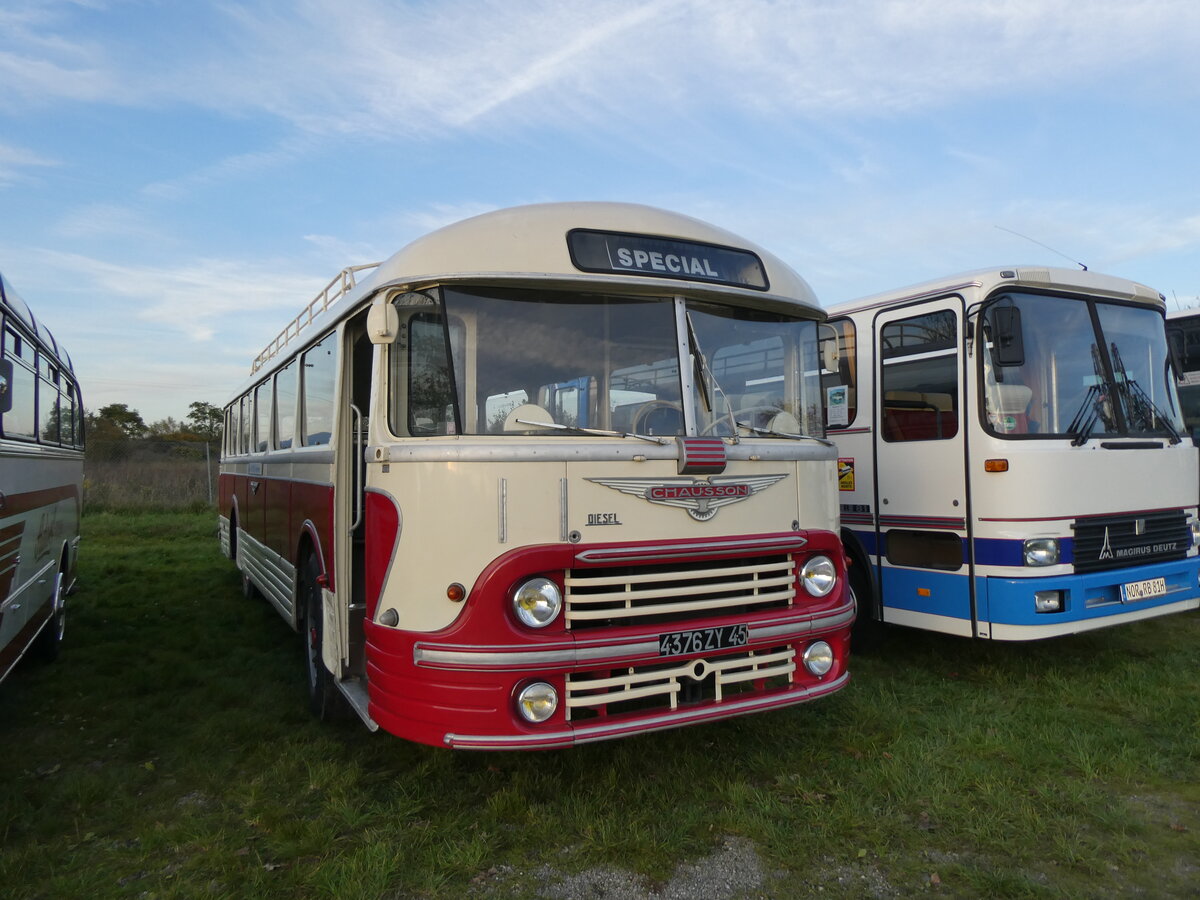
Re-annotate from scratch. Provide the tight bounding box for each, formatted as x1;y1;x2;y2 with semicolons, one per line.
560;477;569;541
573;535;808;564
442;671;850;748
413;602;854;668
498;477;507;544
377;440;834;464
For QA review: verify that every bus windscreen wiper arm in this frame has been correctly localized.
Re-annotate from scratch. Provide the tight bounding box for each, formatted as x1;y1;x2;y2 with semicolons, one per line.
514;419;668;445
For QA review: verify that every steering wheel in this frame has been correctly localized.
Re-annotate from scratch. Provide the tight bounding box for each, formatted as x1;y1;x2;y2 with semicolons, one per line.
700;405;783;435
631;400;683;435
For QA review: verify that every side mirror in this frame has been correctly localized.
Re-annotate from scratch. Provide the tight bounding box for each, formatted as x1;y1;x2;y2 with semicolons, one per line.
367;297;400;344
0;358;11;415
991;305;1025;367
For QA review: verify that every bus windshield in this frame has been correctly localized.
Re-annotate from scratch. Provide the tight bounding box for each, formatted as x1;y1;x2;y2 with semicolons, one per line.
393;286;824;439
981;292;1183;441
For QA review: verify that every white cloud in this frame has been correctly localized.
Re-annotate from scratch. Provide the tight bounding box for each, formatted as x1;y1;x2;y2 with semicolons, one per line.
6;1;1199;131
0;141;58;186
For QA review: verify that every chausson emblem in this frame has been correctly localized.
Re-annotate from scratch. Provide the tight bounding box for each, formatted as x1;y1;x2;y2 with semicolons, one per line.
586;474;789;522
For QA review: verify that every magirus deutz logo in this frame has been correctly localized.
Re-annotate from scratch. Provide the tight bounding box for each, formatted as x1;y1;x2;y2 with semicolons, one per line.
586;474;789;521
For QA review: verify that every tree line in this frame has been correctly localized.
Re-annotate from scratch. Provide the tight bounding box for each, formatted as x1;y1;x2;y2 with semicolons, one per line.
86;400;223;460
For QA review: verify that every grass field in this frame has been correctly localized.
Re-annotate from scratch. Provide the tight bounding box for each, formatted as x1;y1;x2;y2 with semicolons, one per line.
1;510;1198;899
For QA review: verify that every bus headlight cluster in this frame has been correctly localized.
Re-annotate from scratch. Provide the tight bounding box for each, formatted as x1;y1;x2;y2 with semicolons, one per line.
799;555;837;597
1023;538;1060;567
516;682;558;723
1189;516;1200;548
512;577;563;628
802;641;835;676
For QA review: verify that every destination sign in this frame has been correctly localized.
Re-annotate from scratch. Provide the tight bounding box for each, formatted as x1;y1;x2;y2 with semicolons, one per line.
567;229;769;290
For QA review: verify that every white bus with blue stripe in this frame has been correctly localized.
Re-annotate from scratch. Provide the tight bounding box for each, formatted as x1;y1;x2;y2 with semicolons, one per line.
826;266;1200;640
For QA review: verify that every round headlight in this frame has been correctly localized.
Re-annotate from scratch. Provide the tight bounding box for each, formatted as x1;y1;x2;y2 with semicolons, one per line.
1023;538;1060;567
802;641;835;676
516;681;558;723
512;577;563;628
800;555;837;597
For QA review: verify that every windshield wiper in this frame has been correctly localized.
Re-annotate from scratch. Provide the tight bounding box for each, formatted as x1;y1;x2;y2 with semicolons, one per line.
1109;342;1182;444
1066;384;1102;446
514;419;668;445
735;420;835;446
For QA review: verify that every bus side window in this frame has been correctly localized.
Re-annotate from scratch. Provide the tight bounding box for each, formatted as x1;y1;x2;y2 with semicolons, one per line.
302;332;338;446
239;394;252;454
880;311;959;442
823;318;857;429
3;327;37;440
255;381;272;452
407;314;457;436
275;360;298;450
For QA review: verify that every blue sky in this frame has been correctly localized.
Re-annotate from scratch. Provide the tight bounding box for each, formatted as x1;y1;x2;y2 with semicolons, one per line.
2;0;1199;423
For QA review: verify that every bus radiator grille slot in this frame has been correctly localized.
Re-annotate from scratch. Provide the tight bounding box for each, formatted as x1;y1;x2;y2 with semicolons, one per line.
1072;510;1190;574
565;646;796;722
564;555;795;629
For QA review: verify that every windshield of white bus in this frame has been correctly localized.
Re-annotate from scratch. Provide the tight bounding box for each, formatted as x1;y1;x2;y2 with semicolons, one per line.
390;287;824;439
980;292;1183;441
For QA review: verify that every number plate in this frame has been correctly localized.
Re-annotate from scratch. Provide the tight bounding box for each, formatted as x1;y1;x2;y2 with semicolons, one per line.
1121;577;1167;603
658;624;749;657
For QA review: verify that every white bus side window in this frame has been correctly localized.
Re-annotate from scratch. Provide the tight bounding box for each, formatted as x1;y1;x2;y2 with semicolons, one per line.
822;318;857;429
255;381;272;452
302;332;337;446
275;360;298;449
880;310;958;442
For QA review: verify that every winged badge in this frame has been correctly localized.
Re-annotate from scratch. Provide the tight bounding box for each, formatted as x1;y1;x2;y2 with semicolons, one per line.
586;474;789;522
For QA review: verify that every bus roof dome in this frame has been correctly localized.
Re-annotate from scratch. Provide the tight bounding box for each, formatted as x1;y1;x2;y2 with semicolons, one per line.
367;202;820;312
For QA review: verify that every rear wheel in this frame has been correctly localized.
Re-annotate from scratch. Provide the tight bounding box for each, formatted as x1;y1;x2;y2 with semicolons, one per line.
32;570;66;662
300;553;347;720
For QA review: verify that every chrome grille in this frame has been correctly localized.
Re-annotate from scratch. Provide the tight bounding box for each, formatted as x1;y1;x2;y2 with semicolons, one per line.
566;646;796;721
564;554;796;629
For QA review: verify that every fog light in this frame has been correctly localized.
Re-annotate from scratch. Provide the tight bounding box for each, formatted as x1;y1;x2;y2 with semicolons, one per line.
516;682;558;723
802;641;835;676
1023;539;1060;567
1034;590;1063;613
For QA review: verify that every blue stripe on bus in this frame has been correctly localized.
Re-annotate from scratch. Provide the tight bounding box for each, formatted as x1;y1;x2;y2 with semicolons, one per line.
849;529;1077;568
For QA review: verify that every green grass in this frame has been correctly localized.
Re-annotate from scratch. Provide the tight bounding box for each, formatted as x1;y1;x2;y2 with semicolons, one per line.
1;510;1198;898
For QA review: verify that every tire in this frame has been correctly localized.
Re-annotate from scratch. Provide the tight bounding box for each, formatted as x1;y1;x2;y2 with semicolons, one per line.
848;557;884;653
241;570;259;601
32;570;66;663
300;553;347;720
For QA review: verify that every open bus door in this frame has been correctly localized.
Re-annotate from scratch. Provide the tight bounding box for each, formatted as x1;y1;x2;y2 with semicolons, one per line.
321;317;374;724
871;296;979;637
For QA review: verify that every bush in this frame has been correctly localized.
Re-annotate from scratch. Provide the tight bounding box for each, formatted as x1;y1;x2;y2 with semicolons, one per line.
84;440;217;512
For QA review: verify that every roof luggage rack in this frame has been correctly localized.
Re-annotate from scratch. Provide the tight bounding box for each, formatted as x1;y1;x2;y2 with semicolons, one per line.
251;262;381;373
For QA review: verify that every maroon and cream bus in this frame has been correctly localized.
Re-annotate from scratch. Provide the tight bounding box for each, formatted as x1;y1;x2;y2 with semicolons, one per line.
0;272;84;684
219;202;853;749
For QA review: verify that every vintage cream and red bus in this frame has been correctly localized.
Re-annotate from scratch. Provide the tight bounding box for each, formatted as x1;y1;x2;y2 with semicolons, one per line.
0;272;84;684
219;202;853;749
824;266;1200;641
